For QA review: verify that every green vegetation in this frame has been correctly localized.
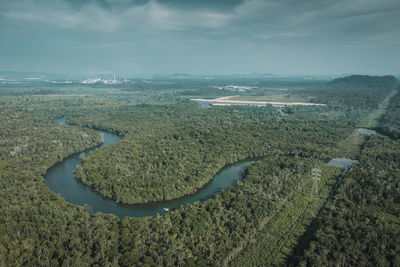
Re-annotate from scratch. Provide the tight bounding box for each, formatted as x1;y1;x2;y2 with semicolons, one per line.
70;102;357;204
358;89;397;128
0;97;347;266
293;135;400;266
378;86;400;139
117;157;340;266
231;163;341;266
288;87;400;266
335;130;365;159
0;75;399;266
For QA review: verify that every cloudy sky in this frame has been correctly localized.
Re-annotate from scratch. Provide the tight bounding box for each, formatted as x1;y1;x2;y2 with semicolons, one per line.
1;0;399;76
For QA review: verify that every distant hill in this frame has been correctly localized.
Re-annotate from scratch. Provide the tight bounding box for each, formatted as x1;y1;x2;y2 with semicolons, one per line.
0;71;68;81
305;75;398;109
169;73;193;79
329;75;397;88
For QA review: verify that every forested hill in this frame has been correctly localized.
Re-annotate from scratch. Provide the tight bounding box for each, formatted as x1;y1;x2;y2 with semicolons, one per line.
308;75;398;108
328;75;397;89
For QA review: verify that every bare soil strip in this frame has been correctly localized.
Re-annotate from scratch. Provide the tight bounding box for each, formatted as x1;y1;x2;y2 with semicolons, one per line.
191;96;325;106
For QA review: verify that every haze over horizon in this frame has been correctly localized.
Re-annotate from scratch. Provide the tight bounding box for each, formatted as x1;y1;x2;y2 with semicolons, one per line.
1;0;399;76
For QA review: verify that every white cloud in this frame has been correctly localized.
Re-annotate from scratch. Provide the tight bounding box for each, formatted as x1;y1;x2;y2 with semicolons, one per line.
1;0;234;32
1;0;399;43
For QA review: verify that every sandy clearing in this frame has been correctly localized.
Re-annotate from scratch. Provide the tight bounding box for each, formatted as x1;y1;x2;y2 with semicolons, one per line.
191;96;325;106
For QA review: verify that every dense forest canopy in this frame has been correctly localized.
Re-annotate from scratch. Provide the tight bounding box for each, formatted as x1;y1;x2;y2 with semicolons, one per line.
0;75;399;266
295;134;400;266
71;102;358;204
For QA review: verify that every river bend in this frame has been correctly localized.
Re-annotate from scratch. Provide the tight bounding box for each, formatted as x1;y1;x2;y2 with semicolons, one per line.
45;117;253;218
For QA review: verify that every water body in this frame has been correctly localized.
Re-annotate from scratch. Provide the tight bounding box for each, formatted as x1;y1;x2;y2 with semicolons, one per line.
277;108;289;116
45;117;253;218
357;128;377;135
198;101;212;108
326;158;357;169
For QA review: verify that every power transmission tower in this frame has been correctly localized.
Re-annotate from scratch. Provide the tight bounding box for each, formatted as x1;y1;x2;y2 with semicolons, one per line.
310;168;321;197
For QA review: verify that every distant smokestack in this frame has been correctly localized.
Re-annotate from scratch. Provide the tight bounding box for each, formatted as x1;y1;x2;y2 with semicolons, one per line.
113;73;116;81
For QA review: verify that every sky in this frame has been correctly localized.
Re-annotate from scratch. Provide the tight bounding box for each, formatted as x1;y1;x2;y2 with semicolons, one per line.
1;0;400;76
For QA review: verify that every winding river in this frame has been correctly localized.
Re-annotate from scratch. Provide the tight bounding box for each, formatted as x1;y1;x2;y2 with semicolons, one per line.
45;117;253;218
